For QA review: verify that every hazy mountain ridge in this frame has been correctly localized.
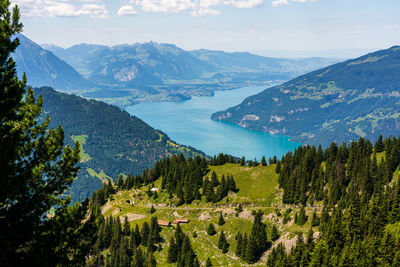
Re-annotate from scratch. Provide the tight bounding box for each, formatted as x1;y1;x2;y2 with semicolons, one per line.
46;42;215;87
41;40;339;106
13;34;95;90
190;49;339;76
212;46;400;146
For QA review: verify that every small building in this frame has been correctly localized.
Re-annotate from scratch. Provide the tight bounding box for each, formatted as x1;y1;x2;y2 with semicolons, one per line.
157;220;171;227
173;219;189;224
151;187;160;192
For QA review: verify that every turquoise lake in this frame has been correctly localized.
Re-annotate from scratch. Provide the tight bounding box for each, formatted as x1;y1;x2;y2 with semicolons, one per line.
126;86;301;160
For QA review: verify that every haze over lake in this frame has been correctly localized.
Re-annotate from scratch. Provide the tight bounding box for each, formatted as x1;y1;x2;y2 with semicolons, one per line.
127;86;301;160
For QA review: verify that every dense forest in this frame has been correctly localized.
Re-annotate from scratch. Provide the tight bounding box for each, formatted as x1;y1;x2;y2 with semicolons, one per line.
267;136;400;266
87;184;202;267
117;154;238;205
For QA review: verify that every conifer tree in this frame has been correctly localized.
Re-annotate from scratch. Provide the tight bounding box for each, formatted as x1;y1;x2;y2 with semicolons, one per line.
240;234;248;260
207;223;216;236
117;174;124;188
218;230;227;249
236;233;243;256
0;2;96;264
218;212;225;225
168;237;179;263
206;257;213;267
123;216;131;236
311;211;320;227
245;236;258;263
375;135;385;153
150;205;156;214
271;225;279;241
141;221;150;245
261;156;267;166
131;247;144;267
240;156;246;166
211;172;219;187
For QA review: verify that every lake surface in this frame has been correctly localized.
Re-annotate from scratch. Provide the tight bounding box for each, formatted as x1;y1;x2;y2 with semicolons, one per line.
126;86;301;160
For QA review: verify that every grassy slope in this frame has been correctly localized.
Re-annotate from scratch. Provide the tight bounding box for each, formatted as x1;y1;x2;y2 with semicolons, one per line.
71;134;92;162
101;163;310;266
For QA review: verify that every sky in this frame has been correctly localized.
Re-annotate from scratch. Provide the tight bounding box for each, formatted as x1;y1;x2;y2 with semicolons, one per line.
13;0;400;57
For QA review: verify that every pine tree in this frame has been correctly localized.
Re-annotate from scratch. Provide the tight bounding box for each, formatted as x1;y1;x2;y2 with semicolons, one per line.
141;221;150;245
261;156;267;166
150;205;156;214
117;174;124;188
297;206;308;226
134;224;142;246
375;135;385;153
218;212;225;225
245;236;258;263
240;156;246;166
0;3;96;264
167;237;179;263
211;172;219;187
311;211;320;227
123;216;131;236
271;225;279;241
207;223;216;236
131;247;144;267
206;257;213;267
241;234;248;260
218;230;226;249
236;233;243;256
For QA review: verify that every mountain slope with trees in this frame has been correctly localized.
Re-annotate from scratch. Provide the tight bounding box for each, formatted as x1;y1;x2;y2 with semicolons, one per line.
83;136;400;266
212;46;400;147
34;87;205;202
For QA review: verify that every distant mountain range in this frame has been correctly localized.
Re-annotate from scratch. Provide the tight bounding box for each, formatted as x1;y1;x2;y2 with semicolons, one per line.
212;46;400;147
45;42;339;88
34;87;205;202
13;34;94;90
8;35;336;105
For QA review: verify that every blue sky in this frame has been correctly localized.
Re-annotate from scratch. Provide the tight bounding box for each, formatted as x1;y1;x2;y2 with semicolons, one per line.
14;0;400;56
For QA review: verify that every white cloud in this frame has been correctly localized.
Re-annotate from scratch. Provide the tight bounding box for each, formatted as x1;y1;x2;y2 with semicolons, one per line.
13;0;109;19
135;0;195;13
230;0;264;8
271;0;288;6
272;0;315;7
292;0;316;3
130;0;264;17
117;5;138;16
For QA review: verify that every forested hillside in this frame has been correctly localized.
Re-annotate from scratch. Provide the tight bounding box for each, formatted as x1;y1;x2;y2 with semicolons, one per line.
212;46;400;146
268;136;400;266
34;87;204;202
82;136;400;266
